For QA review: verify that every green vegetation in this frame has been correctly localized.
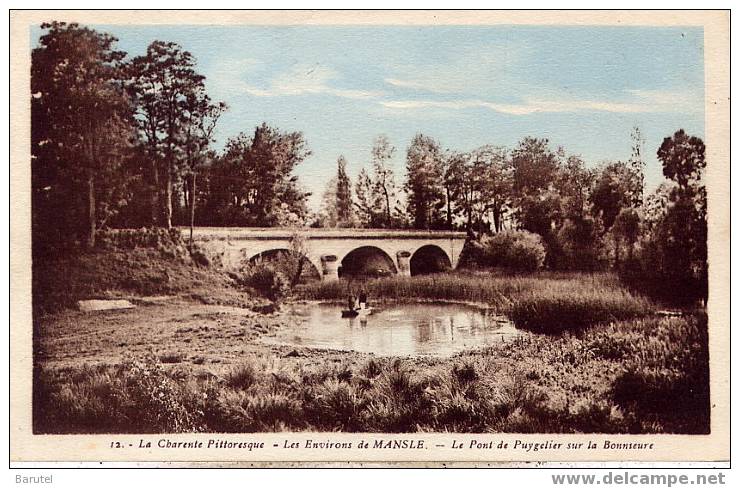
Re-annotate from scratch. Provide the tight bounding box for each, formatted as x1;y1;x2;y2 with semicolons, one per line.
34;312;707;434
29;22;710;436
31;228;248;314
297;272;652;333
468;229;546;272
235;261;291;303
31;239;705;434
32;22;707;306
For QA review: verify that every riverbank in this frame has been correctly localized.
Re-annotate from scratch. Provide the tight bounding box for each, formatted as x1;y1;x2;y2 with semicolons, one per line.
31;239;707;434
297;272;654;333
33;273;708;434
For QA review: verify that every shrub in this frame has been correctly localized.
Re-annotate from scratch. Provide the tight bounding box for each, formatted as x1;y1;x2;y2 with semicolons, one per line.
478;230;546;272
97;228;188;259
609;313;709;433
121;353;203;433
215;390;303;432
225;363;257;390
452;362;478;384
33;364;127;433
510;291;651;333
238;261;290;302
361;358;384;379
159;351;185;364
307;379;366;431
556;216;604;271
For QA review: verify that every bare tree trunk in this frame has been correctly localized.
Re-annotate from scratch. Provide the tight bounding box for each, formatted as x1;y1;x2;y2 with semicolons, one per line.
183;178;191;215
292;259;304;287
384;189;391;228
85;134;97;248
151;159;160;227
465;207;473;237
614;238;621;270
189;172;196;251
165;160;173;229
87;171;96;248
493;203;501;233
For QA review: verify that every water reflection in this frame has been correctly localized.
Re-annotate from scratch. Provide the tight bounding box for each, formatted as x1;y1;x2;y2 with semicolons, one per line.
265;302;521;357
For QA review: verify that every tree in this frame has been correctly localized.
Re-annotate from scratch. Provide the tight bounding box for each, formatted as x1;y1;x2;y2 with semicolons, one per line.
654;130;707;302
474;145;511;233
317;175;339;227
628;126;647;207
270;231;311;287
590;161;634;232
128;41;211;228
370;136;397;227
181;90;226;246
32;22;133;249
642;182;674;232
354;167;382;227
557;214;602;271
509;138;564;262
510;137;560;196
442;150;467;230
405;134;445;229
612;208;641;262
445;146;511;235
559;155;595;220
206;123;311;227
335;155;354;227
657;129;706;191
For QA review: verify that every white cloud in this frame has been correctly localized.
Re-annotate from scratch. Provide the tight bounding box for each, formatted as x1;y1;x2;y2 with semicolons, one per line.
207;60;382;101
383;42;525;95
380;88;703;116
379;99;527;115
206;57;262;97
242;64;382;100
384;77;452;94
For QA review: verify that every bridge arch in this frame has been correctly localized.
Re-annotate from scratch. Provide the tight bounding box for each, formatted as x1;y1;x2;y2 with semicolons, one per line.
339;245;398;279
185;227;467;281
410;244;452;276
247;248;321;282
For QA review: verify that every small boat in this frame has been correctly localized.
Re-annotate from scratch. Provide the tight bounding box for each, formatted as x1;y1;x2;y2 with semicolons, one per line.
341;307;373;318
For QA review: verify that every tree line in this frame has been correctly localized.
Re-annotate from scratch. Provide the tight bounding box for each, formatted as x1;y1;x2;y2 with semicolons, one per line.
32;22;707;301
32;22;312;252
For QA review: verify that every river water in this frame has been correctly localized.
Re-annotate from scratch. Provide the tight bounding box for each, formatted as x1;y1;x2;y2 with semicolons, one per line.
264;302;521;357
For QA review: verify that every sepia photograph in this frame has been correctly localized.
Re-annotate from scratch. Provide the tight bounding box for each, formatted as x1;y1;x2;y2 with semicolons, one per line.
9;9;730;465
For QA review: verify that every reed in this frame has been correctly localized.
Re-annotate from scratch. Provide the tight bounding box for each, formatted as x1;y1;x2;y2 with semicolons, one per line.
297;272;653;332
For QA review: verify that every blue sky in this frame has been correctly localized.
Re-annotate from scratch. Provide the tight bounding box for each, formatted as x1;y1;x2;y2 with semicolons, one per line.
33;24;705;209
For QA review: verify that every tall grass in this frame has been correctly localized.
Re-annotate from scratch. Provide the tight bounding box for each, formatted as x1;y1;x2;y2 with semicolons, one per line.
297;272;653;332
35;312;708;434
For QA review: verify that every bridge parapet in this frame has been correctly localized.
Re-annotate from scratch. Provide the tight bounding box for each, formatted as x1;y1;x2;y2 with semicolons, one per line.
183;227;467;280
186;227;467;241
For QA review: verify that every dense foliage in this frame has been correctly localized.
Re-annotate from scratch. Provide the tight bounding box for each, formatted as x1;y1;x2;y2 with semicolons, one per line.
32;22;708;304
474;230;546;272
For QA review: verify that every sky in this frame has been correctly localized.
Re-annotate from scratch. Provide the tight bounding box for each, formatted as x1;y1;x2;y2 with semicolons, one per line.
33;24;705;210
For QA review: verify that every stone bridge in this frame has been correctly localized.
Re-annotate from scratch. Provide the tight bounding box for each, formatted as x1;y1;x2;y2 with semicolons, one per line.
184;227;467;280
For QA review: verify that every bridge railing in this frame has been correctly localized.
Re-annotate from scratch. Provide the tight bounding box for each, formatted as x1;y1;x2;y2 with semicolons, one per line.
180;226;468;240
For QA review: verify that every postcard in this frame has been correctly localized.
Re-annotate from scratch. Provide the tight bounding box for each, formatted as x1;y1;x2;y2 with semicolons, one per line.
9;9;730;465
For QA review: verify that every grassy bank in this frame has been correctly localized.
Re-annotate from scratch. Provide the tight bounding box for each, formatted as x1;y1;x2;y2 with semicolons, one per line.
32;229;255;314
297;272;653;333
34;312;708;434
32;241;700;434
